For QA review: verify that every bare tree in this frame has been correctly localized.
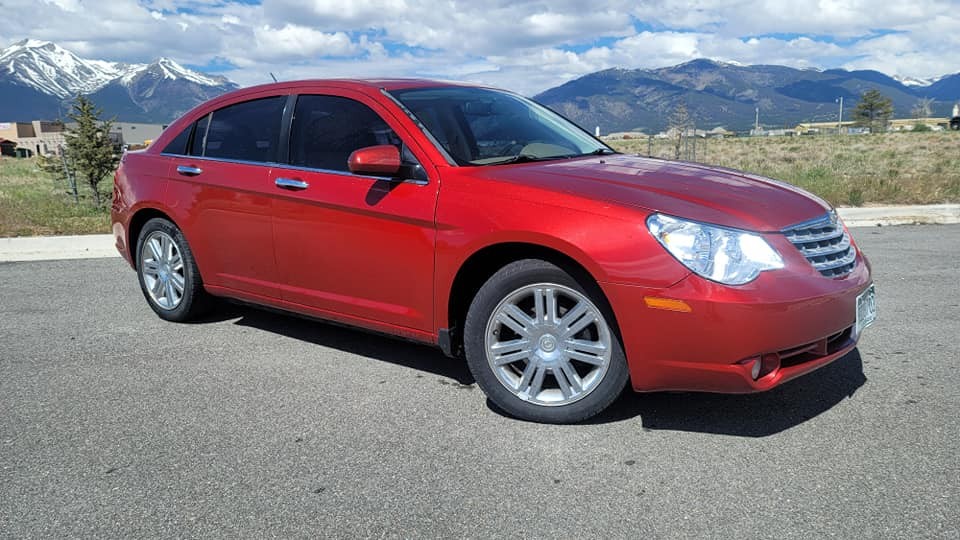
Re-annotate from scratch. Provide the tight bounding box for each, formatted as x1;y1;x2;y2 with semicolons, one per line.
669;102;693;160
911;97;934;119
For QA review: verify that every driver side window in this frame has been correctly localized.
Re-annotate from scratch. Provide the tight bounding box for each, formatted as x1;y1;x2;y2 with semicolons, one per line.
290;95;402;173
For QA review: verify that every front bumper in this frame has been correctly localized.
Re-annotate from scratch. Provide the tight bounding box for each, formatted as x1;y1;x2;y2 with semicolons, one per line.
602;250;872;393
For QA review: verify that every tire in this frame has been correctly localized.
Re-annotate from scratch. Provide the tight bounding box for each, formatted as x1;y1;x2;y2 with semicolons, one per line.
464;259;629;423
135;217;209;322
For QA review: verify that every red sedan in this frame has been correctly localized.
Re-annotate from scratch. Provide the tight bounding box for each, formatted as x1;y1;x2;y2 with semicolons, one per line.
112;79;876;423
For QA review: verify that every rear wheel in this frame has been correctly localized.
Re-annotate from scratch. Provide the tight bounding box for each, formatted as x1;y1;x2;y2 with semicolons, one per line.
464;259;629;423
135;218;208;322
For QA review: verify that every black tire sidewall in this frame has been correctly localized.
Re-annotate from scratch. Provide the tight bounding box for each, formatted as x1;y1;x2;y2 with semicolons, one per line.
463;259;629;423
135;218;205;322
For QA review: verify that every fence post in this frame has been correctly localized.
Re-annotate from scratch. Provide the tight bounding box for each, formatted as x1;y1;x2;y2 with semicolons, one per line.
59;145;79;204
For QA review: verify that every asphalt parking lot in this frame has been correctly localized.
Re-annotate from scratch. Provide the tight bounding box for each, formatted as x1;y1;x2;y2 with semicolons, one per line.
1;224;958;538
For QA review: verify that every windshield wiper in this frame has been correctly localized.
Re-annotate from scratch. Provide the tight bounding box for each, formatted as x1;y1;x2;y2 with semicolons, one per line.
584;148;617;156
483;154;561;166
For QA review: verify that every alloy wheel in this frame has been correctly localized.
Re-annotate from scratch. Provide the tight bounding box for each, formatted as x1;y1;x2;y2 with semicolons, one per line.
484;282;612;406
139;230;185;310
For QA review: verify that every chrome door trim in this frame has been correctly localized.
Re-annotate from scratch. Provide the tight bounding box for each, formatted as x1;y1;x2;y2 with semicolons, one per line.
275;177;310;190
175;165;203;176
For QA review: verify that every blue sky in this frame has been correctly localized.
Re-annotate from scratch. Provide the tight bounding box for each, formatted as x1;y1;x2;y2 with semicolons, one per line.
1;0;958;94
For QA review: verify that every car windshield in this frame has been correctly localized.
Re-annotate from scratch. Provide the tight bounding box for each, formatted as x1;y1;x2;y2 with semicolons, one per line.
387;86;614;166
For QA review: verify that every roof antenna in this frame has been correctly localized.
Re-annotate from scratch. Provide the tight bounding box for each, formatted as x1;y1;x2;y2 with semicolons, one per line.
269;72;278;83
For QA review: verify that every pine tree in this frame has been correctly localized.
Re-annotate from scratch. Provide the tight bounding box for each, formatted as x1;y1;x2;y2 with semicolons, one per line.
853;89;894;134
63;96;118;207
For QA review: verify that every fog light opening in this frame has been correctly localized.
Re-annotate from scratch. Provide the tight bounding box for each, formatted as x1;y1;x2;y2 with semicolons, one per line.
759;352;780;379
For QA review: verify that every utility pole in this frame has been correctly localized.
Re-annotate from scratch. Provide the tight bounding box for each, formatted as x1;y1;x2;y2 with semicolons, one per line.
837;96;844;134
755;107;760;135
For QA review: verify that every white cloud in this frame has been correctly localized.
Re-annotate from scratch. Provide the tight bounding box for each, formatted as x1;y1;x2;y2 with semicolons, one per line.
251;25;357;60
0;0;957;95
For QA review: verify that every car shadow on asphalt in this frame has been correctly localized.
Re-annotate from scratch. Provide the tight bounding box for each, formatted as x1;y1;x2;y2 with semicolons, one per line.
582;349;867;436
203;301;475;385
195;301;866;435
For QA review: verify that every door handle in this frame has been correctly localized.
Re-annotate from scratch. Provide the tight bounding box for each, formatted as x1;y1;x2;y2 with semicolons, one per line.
275;177;309;190
176;165;203;176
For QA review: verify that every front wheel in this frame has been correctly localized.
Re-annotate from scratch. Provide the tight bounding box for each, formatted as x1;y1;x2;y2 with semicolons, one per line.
464;260;629;423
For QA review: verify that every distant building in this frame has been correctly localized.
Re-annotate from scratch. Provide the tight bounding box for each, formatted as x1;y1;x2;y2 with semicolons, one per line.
600;131;648;140
706;126;736;138
0;121;66;156
794;120;857;135
0;138;18;157
751;128;794;137
796;117;950;134
62;122;168;148
887;117;950;132
0;120;168;157
110;122;168;147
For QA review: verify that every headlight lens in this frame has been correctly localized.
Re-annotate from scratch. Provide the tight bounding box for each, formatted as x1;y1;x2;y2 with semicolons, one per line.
646;213;784;285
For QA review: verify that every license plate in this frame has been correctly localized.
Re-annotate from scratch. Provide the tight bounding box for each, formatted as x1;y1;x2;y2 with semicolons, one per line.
855;284;877;338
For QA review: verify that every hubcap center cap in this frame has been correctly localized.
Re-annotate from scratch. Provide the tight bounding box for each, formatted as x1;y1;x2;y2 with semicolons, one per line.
539;334;558;353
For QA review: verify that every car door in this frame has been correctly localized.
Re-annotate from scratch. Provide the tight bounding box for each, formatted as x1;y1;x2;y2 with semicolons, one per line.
269;91;439;332
163;94;287;299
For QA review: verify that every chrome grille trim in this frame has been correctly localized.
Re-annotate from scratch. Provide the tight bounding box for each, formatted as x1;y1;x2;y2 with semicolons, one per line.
782;211;857;278
784;228;845;243
794;235;851;258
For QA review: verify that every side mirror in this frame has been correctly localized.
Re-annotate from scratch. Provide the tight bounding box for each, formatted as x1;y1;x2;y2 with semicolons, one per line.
348;145;401;177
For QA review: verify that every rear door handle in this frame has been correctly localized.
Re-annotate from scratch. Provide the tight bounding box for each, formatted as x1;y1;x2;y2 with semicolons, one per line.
275;177;309;190
176;165;203;176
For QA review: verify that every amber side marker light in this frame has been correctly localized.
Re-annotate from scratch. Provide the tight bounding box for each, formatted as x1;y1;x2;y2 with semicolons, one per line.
643;297;692;313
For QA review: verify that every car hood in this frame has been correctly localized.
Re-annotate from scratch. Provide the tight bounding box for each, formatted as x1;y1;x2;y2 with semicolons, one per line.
477;154;832;232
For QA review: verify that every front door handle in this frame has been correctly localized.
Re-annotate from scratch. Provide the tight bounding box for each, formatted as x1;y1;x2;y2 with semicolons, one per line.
275;177;309;190
176;165;203;176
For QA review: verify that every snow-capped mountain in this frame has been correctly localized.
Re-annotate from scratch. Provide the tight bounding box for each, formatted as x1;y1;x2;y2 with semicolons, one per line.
0;39;132;97
892;74;938;88
536;60;960;132
0;39;238;122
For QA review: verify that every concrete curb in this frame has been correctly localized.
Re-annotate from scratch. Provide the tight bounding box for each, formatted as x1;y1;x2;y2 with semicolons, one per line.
1;205;958;262
837;204;960;228
0;234;118;262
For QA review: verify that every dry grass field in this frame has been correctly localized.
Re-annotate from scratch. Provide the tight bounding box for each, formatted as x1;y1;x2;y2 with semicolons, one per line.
1;131;958;236
0;157;109;237
610;131;960;207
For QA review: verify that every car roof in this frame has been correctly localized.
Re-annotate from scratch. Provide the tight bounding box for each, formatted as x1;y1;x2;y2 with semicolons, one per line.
150;78;498;153
196;78;496;112
238;78;485;94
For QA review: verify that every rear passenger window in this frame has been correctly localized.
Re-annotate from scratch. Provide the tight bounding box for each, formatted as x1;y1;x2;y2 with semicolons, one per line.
161;123;192;155
203;97;286;163
290;95;401;172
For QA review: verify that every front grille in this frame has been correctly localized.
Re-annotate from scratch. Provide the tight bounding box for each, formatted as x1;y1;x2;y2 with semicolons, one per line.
782;212;857;278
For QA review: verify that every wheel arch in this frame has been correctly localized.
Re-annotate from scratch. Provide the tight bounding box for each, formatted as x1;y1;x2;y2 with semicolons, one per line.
127;207;179;270
443;241;619;357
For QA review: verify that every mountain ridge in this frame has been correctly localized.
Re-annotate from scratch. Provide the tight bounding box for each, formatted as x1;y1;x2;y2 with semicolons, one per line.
534;60;960;133
0;39;237;123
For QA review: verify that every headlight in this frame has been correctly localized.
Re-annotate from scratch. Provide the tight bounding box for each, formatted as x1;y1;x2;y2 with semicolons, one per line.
646;213;784;285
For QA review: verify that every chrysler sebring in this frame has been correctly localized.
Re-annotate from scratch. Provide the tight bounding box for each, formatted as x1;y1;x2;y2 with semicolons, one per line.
111;80;876;423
